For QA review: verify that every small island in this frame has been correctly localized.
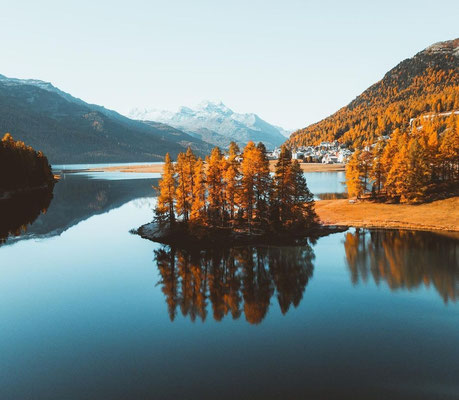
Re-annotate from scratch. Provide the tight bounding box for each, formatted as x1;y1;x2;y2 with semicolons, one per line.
136;142;345;248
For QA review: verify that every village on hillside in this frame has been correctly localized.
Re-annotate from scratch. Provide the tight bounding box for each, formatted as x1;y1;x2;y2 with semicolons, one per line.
267;141;353;164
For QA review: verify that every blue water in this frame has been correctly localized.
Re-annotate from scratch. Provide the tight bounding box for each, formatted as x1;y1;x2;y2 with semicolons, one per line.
52;162;163;171
53;162;162;181
304;170;346;195
0;171;457;400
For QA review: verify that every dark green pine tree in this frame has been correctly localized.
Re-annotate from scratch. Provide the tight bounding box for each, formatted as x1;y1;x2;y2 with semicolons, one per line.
290;160;318;229
271;146;293;228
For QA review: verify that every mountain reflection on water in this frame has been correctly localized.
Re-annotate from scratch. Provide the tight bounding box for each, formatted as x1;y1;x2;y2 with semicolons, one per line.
344;229;459;303
155;244;315;324
0;174;158;244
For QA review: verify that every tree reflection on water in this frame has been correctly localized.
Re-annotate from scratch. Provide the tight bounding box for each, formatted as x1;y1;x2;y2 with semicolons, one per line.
344;229;459;303
0;185;54;244
154;243;315;324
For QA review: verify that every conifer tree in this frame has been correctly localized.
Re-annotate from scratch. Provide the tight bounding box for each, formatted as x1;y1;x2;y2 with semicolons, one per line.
272;146;293;226
386;143;410;201
370;140;385;194
224;145;240;223
359;148;373;193
381;130;404;198
175;147;197;222
426;128;440;182
206;147;225;225
345;149;364;198
228;141;240;158
185;146;197;196
402;137;430;203
290;160;317;228
190;157;207;222
254;142;272;225
175;152;189;221
155;153;176;227
439;115;459;182
240;142;258;230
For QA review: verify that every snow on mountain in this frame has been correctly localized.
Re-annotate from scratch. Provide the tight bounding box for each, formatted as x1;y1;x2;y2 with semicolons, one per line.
129;101;288;149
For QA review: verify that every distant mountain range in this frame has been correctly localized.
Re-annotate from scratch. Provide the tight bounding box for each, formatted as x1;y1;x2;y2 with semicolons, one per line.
129;101;289;150
0;75;212;163
287;38;459;148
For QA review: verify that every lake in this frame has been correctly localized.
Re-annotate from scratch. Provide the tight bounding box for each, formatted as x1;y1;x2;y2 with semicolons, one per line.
0;170;458;400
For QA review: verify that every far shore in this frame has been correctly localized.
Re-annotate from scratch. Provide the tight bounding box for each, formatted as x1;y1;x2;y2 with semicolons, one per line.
316;197;459;233
62;162;459;233
81;161;345;174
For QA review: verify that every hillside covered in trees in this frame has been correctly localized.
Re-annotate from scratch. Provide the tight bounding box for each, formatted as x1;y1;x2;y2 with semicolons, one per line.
287;38;459;148
138;142;323;247
345;113;458;203
0;133;54;193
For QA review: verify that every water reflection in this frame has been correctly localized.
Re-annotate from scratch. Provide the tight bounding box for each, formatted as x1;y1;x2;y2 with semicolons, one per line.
0;185;54;244
344;229;459;302
154;244;315;324
0;174;158;244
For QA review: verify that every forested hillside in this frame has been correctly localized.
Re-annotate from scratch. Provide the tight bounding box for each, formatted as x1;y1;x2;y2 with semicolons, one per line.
0;74;212;163
287;38;459;148
345;114;458;203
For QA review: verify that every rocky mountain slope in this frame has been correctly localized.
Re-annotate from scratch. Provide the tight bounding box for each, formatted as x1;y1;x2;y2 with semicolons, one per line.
0;75;212;163
130;101;288;149
287;38;459;148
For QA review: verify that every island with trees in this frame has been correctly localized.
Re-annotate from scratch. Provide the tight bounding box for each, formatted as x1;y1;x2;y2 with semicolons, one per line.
136;141;344;248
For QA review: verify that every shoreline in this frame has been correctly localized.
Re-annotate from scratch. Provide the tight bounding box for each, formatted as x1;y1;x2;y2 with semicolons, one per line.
135;222;348;249
60;164;458;234
76;161;345;174
315;197;459;233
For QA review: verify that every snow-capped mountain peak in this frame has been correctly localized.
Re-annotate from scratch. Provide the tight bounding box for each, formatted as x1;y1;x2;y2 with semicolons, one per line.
196;100;232;115
128;101;288;149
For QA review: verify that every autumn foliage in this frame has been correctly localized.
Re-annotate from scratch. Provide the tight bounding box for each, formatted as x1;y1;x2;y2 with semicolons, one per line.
155;142;318;233
154;244;315;324
0;133;54;192
345;114;458;203
287;47;459;149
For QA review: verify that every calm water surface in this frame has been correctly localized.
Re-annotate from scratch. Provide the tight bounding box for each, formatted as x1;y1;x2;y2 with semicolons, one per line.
0;171;458;400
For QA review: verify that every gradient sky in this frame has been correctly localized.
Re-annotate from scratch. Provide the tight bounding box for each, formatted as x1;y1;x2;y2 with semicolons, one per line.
1;0;458;129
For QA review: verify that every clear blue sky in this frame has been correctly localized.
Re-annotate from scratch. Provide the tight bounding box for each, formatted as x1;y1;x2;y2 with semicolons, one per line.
1;0;458;129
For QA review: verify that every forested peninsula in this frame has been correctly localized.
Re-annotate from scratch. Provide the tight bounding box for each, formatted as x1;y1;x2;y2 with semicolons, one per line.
137;142;344;248
0;133;54;198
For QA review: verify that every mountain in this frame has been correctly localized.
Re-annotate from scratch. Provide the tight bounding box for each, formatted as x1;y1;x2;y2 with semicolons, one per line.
287;38;459;148
0;74;212;163
129;101;289;150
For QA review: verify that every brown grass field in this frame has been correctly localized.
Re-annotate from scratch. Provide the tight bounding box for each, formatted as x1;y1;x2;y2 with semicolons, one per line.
86;161;345;174
315;197;459;232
